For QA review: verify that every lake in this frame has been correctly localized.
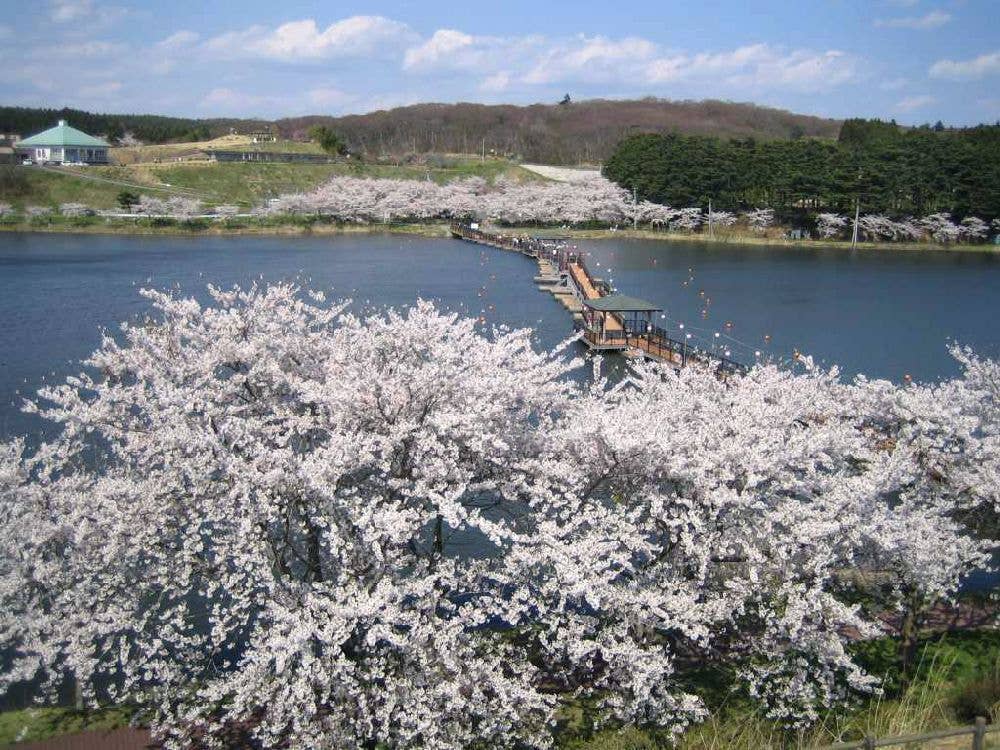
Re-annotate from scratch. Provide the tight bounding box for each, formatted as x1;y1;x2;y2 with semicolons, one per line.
1;231;999;440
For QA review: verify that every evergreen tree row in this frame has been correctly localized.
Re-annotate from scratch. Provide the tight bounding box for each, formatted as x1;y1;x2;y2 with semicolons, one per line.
0;106;263;145
603;119;1000;220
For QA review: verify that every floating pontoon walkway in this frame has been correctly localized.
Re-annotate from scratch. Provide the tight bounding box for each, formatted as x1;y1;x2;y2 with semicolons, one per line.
450;223;746;376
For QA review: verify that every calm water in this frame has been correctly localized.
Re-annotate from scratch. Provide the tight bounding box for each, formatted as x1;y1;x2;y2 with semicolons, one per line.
1;232;999;439
578;238;1000;380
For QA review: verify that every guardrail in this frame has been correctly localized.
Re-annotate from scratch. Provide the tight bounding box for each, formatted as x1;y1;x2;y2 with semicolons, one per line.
450;223;578;268
815;716;994;749
452;222;748;375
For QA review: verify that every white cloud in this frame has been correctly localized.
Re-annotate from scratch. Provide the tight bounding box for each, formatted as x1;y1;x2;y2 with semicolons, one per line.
205;16;413;62
404;29;475;69
403;30;543;76
879;77;909;91
874;10;951;29
79;80;122;98
402;31;857;95
150;31;200;74
157;30;199;49
480;71;511;92
307;87;352;108
524;35;657;84
34;40;126;58
200;86;358;116
201;87;287;114
50;0;92;22
645;44;856;92
895;94;935;111
930;50;1000;80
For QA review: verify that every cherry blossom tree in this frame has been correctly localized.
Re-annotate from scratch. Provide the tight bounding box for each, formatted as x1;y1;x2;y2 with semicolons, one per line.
642;202;679;229
213;204;240;218
520;356;993;726
59;203;93;217
959;216;989;242
745;208;774;233
265;175;637;227
0;203;15;219
921;213;962;244
1;285;583;749
0;286;995;747
166;196;204;219
853;215;924;243
670;207;703;232
709;210;737;228
135;195;168;215
816;213;847;239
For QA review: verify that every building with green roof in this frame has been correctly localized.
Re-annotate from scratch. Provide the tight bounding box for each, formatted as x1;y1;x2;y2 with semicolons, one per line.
18;120;109;164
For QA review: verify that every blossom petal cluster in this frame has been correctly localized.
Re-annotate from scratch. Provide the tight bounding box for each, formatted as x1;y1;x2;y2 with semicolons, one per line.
0;285;996;748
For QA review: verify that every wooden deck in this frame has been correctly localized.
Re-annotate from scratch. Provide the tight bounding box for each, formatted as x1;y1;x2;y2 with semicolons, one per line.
449;223;746;376
567;262;622;334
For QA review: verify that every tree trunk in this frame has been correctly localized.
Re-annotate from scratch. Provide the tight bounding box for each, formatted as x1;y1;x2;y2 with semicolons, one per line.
898;594;922;687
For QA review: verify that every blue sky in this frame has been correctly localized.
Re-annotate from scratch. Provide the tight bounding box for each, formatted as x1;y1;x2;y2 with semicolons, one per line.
1;0;998;124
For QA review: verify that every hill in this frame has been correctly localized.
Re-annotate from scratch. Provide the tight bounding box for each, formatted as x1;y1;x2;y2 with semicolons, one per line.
1;99;842;166
274;99;843;165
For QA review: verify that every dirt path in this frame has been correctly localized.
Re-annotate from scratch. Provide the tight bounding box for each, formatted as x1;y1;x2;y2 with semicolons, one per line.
519;164;602;183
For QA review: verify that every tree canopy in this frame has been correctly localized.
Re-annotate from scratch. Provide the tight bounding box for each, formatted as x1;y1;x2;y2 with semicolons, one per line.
603;120;1000;220
308;125;348;155
0;284;997;748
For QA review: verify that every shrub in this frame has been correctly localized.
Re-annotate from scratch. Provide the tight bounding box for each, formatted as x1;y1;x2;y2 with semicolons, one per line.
0;166;29;198
952;670;1000;722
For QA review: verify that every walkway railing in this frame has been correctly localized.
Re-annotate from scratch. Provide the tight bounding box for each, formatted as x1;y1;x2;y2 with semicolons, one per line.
450;222;581;269
451;222;748;376
815;716;994;749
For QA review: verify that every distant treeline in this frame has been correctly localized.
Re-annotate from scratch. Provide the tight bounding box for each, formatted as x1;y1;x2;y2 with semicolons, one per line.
1;99;843;163
279;99;843;164
603;119;1000;220
0;106;263;144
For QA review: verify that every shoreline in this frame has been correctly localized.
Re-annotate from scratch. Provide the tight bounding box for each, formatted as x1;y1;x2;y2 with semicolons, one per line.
1;220;998;254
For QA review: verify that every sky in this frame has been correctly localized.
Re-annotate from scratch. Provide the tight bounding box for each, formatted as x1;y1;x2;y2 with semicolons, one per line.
1;0;998;125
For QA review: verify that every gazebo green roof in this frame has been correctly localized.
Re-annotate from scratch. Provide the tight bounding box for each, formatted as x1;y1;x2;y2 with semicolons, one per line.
583;294;662;312
18;121;109;148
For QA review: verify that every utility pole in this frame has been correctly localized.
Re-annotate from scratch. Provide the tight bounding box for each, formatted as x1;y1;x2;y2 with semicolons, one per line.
708;199;714;239
851;196;860;250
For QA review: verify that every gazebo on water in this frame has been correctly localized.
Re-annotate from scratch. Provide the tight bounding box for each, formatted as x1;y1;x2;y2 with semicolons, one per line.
580;293;662;351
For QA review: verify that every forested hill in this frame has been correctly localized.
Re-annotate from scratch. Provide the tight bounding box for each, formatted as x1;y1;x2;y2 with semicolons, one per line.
276;99;842;164
602;119;1000;220
0;106;265;144
1;99;840;164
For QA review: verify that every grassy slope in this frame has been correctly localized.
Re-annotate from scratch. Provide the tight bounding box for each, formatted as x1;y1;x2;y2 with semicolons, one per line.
110;136;328;165
1;157;540;210
0;707;135;745
564;631;1000;749
3;169;128;210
